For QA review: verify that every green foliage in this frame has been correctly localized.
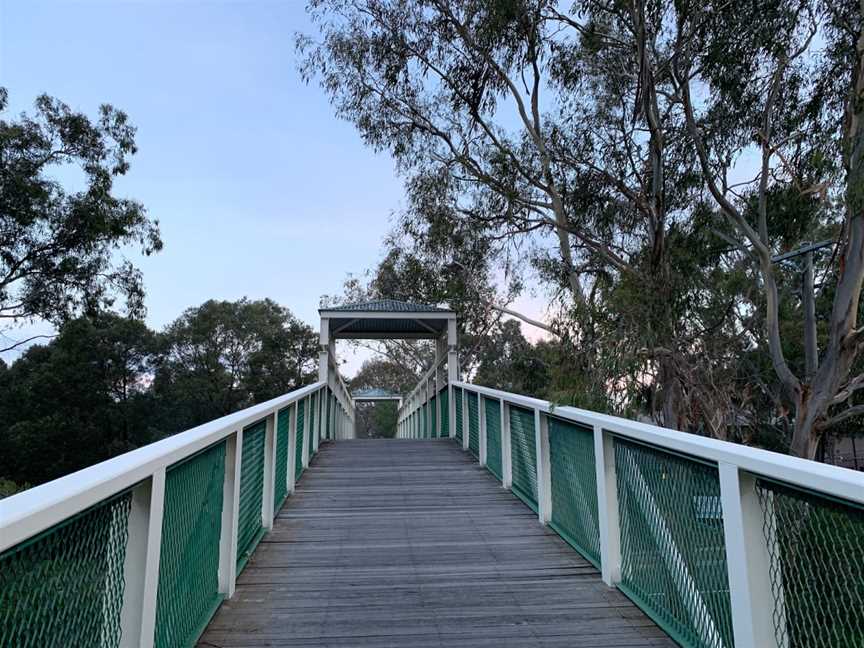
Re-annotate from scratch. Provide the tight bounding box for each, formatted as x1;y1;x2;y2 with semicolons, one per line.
0;313;158;485
0;88;161;332
152;298;318;433
0;300;318;487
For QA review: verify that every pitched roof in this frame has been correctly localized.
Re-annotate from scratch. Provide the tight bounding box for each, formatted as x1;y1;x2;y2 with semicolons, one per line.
320;299;453;314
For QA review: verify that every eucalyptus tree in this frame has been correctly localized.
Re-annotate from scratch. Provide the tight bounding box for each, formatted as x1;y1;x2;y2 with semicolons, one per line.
299;0;743;429
0;89;161;349
671;0;864;456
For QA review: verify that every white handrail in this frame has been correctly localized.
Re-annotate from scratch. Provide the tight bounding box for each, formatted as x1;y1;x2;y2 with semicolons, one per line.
450;381;864;505
399;380;864;648
0;381;325;552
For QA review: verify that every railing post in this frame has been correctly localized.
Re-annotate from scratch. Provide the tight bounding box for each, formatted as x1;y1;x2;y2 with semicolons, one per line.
501;400;512;489
287;404;298;493
595;426;621;586
218;429;242;598
478;395;487;466
303;395;312;468
462;388;470;451
119;468;165;648
719;462;783;648
535;410;552;524
262;412;276;531
312;392;321;454
448;384;455;439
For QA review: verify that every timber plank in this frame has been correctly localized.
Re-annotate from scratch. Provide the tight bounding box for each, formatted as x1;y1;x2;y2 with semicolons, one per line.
198;439;675;648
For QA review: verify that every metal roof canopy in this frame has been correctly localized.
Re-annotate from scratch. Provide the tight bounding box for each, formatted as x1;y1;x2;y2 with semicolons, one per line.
319;299;456;340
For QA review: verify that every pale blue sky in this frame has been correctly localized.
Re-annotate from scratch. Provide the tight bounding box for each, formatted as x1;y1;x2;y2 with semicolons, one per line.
0;0;413;371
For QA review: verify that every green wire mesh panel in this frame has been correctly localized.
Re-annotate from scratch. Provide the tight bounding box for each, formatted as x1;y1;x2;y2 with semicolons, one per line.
467;391;480;458
755;478;864;648
0;491;132;648
509;405;538;511
430;395;437;438
439;389;449;438
548;418;600;567
483;396;502;479
274;405;292;512
455;389;463;443
614;437;734;648
309;392;317;455
155;441;226;648
237;420;266;572
422;402;428;438
296;400;305;480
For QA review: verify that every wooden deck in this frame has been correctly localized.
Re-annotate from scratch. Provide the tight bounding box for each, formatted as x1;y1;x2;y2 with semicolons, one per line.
199;439;676;647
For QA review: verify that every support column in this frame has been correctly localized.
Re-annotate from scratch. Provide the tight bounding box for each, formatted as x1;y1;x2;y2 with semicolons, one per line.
479;395;487;466
501;400;512;488
719;463;783;648
218;430;242;598
462;387;470;452
536;410;552;524
287;404;298;494
120;469;166;648
595;427;621;586
262;413;277;531
318;318;329;383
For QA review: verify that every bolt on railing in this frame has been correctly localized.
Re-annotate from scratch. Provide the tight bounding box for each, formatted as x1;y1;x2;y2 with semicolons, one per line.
397;380;864;648
0;380;355;648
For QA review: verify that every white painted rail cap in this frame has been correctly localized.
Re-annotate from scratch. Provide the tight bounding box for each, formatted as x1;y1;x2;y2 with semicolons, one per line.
0;381;326;552
452;381;864;506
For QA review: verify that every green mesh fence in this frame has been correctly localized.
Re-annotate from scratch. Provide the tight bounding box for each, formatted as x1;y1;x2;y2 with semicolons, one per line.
0;491;132;647
296;400;305;480
439;388;449;439
467;392;480;458
237;420;266;572
155;441;226;648
614;437;733;648
422;402;428;438
509;405;538;511
755;478;864;648
483;396;502;480
430;395;437;438
455;389;463;443
548;418;600;567
274;405;292;512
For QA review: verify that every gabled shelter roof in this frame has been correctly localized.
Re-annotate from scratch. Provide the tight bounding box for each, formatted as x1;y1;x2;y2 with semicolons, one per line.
319;299;455;340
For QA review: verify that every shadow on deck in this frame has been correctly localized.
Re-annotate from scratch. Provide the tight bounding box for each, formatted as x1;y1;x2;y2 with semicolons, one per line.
199;439;675;647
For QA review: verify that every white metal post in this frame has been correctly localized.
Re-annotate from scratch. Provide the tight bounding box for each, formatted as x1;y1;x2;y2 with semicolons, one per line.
218;430;242;598
318;318;330;383
262;412;276;530
595;426;621;586
536;410;552;524
462;388;470;451
479;395;487;466
501;400;512;488
119;468;165;648
302;395;311;468
448;384;455;439
719;463;784;648
287;404;298;494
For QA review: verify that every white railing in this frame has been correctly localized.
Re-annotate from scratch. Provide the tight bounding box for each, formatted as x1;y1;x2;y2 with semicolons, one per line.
398;356;448;439
0;380;354;648
397;380;864;648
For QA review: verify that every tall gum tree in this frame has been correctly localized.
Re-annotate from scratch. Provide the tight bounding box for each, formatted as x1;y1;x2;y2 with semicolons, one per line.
672;0;864;457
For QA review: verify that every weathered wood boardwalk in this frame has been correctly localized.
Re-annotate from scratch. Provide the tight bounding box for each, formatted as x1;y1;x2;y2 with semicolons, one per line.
199;439;675;648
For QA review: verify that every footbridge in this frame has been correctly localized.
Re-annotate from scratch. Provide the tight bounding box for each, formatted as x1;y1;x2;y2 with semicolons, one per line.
1;300;862;648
